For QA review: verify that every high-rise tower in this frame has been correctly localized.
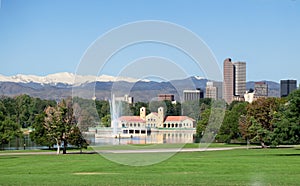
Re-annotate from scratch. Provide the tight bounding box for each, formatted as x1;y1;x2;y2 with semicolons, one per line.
234;62;246;96
223;58;246;104
223;58;234;104
280;80;297;97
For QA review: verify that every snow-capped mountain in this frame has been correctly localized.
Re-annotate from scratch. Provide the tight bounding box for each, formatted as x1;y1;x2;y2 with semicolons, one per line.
0;73;211;101
0;72;280;101
0;72;145;86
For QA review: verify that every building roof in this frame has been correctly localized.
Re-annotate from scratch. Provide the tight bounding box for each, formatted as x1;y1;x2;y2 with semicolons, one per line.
165;116;195;122
118;112;195;123
118;116;145;122
255;81;267;85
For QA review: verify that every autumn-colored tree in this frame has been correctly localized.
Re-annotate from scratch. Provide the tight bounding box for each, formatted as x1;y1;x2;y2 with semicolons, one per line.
44;106;64;154
43;98;88;154
239;97;284;147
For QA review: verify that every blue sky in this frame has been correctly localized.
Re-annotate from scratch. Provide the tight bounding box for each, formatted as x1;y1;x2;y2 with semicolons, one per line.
0;0;299;82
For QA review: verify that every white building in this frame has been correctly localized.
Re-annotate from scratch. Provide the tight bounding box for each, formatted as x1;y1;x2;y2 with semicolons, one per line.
183;89;203;102
115;94;134;104
244;91;256;103
116;107;195;129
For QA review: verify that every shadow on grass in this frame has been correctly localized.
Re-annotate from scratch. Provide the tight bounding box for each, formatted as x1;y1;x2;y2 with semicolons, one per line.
67;151;97;155
0;156;19;159
273;153;300;157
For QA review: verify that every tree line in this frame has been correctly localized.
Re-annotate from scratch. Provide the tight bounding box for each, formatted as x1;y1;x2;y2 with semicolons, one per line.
0;95;183;152
1;89;300;151
0;95;111;153
197;89;300;148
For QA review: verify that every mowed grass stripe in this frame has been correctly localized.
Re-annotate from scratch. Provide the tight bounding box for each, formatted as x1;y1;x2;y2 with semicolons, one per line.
0;148;300;185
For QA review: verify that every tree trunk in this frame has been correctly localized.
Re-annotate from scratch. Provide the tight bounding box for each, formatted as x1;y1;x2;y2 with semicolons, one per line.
260;141;267;148
63;140;67;154
56;139;60;155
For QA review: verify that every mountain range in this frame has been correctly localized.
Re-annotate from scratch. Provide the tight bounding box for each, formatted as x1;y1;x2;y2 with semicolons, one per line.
0;72;280;102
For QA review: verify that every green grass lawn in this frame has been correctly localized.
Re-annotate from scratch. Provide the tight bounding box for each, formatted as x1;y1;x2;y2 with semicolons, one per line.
91;142;250;151
1;148;300;185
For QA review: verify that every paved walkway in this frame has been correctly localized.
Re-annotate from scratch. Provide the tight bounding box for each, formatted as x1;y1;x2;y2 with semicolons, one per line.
96;147;242;154
0;146;254;156
0;151;58;156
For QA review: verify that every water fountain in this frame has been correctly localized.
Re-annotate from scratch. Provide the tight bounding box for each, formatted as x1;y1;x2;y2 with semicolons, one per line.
109;94;122;137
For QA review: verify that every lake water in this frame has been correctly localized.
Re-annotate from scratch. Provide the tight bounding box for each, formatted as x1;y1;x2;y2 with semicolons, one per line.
90;128;196;146
1;129;196;150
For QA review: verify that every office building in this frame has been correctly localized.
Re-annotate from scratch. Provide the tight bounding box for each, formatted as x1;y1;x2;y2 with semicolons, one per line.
255;82;268;97
183;89;203;102
234;62;246;96
223;58;246;104
280;80;297;97
115;94;134;104
205;81;223;100
158;94;175;101
223;58;235;104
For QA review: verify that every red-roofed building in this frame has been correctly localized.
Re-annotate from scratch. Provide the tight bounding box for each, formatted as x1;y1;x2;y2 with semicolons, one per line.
116;107;195;129
164;116;195;128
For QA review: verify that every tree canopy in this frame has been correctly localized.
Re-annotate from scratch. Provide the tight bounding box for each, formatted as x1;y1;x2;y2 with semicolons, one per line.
2;91;300;150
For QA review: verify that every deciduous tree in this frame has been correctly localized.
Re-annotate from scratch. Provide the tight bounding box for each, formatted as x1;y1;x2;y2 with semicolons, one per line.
218;102;248;143
273;89;300;145
240;97;283;147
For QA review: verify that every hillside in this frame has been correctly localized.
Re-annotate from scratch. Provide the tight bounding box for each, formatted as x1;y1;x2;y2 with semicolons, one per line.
0;73;280;101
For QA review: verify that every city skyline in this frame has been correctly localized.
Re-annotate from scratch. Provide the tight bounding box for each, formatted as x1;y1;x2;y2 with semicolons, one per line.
223;58;247;104
0;1;299;83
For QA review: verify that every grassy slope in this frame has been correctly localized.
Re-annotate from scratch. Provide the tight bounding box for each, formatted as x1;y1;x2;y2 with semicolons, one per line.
0;148;300;185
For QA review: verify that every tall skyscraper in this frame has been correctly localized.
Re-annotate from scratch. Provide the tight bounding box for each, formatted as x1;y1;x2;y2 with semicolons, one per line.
234;62;246;96
223;58;246;104
280;80;297;97
223;58;234;104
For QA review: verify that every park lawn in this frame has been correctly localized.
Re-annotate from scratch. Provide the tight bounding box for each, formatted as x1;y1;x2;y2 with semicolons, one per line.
92;142;249;151
0;148;300;185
